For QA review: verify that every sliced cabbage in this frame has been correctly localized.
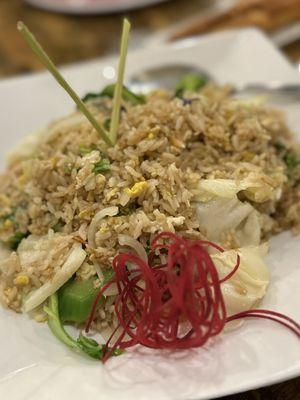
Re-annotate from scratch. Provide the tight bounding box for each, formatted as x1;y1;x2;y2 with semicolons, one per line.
87;206;119;281
196;179;242;202
196;174;280;204
212;244;270;316
197;197;260;246
195;178;263;246
22;243;86;313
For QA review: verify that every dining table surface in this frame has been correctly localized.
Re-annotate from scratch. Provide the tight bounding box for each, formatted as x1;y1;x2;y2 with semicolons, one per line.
0;0;299;399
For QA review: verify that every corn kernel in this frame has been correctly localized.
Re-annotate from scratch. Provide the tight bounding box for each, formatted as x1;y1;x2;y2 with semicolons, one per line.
147;126;160;139
13;275;30;286
78;209;90;219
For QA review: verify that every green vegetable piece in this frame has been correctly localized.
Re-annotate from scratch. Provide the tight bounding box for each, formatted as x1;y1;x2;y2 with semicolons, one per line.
117;85;146;105
145;239;151;254
118;203;137;216
81;85;145;106
79;145;97;155
81;92;102;103
102;268;115;285
93;158;110;174
76;333;104;359
44;293;78;349
52;219;64;233
175;73;208;97
58;278;103;323
18;22;112;147
284;153;300;170
7;231;29;250
0;206;20;229
274;141;286;151
45;292;122;361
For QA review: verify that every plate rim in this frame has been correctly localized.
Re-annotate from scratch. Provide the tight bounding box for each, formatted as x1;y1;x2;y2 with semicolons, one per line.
24;0;169;15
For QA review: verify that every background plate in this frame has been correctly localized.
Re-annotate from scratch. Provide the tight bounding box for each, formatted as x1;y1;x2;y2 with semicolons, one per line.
0;28;299;399
24;0;169;15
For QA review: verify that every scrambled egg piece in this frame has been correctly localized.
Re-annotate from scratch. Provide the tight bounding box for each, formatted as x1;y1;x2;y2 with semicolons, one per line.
13;275;30;286
125;181;148;198
99;226;109;234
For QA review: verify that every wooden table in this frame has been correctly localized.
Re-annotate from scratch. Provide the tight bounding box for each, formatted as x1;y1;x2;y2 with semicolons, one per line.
1;0;300;78
0;1;299;399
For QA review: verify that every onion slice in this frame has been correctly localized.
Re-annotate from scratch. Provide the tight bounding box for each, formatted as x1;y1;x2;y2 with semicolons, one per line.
118;234;148;263
87;206;119;248
22;244;86;313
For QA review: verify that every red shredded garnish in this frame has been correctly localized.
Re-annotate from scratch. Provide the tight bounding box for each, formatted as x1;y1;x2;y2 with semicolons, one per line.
85;232;299;362
226;309;300;338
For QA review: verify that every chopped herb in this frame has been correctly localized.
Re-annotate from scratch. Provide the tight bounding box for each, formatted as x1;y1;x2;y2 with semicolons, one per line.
175;73;208;98
284;153;300;170
81;85;145;106
104;118;111;131
0;212;15;224
19;201;28;209
52;219;64;233
274;141;286;151
93;158;110;174
283;152;300;178
118;203;137;216
7;231;29;250
145;240;151;254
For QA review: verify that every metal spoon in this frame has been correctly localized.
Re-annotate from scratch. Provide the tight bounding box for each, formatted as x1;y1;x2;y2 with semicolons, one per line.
129;64;300;100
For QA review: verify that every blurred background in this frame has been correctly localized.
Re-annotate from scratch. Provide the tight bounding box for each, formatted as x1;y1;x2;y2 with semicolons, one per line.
1;0;300;78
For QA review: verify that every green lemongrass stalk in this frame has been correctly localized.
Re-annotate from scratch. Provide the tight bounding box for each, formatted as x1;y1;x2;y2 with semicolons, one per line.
110;19;131;145
17;22;112;147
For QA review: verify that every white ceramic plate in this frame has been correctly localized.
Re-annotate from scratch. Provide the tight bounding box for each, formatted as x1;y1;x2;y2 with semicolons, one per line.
0;28;299;400
24;0;169;14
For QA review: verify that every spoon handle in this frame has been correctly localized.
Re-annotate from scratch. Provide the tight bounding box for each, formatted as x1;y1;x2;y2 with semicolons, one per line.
237;84;300;100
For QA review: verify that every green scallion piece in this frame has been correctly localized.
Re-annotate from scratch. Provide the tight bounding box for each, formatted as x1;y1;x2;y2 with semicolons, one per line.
17;21;112;147
110;19;131;145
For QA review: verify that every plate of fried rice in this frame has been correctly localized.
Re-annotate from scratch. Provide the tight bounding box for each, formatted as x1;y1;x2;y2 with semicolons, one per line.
0;27;299;399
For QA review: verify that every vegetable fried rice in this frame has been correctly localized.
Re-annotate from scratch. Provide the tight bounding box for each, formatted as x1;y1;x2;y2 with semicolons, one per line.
0;83;299;340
